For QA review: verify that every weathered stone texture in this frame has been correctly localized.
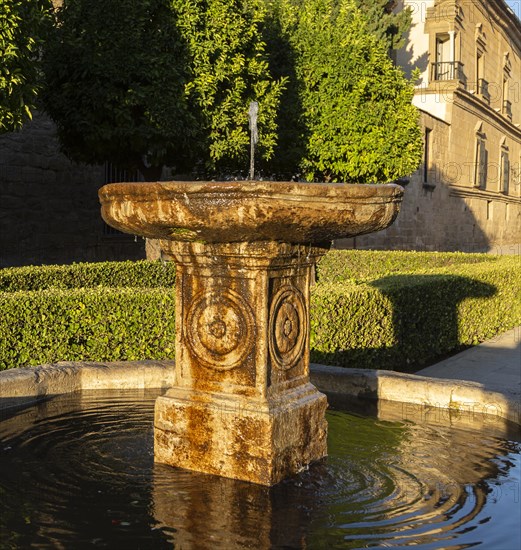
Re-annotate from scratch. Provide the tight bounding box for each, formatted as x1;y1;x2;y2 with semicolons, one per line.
99;180;402;484
155;384;328;486
153;240;330;485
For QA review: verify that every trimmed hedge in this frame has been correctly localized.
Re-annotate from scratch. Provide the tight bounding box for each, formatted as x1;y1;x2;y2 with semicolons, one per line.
0;287;176;370
311;256;521;370
316;249;499;283
0;253;519;371
0;260;177;370
0;260;176;292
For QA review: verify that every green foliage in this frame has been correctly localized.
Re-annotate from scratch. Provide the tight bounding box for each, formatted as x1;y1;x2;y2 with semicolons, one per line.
355;0;412;50
41;0;192;178
263;0;423;182
0;0;52;133
0;260;177;370
173;0;285;173
1;254;518;372
317;249;500;284
0;260;176;292
311;257;521;370
41;0;283;177
0;288;176;370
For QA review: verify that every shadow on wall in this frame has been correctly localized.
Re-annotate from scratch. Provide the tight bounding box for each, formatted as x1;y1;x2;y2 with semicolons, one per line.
0;112;146;268
337;165;496;253
310;274;497;372
397;40;429;82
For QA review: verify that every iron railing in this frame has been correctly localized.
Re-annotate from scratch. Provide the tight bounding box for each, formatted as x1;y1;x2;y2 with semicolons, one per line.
431;61;465;82
102;163;141;236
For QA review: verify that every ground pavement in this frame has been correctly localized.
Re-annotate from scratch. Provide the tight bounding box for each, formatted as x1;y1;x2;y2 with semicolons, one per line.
417;326;521;404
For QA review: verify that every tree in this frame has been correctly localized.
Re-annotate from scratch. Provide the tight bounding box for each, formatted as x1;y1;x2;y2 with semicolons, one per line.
173;0;285;175
41;0;284;179
41;0;193;180
0;0;52;133
263;0;423;183
355;0;412;50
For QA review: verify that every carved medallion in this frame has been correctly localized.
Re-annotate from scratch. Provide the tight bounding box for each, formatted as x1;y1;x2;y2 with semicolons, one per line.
186;289;255;370
269;285;307;370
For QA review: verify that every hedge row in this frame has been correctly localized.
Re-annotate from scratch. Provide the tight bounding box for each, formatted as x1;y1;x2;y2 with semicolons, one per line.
0;254;519;371
0;252;497;291
310;257;521;370
0;287;176;370
0;260;176;292
317;249;499;283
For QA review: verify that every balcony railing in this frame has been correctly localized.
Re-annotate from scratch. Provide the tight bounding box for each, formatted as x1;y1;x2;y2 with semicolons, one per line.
431;61;465;82
503;99;513;121
477;78;490;103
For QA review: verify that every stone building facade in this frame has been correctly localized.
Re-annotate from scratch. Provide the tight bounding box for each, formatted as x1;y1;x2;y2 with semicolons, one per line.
339;0;521;252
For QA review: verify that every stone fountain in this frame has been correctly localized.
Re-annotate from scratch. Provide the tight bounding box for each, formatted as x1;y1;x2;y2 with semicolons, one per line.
99;179;403;485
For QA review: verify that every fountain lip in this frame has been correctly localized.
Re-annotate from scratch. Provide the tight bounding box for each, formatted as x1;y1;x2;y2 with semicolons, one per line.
99;180;404;200
98;180;404;244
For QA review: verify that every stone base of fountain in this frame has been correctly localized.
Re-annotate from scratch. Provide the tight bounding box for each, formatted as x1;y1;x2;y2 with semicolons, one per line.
155;383;327;485
154;240;329;485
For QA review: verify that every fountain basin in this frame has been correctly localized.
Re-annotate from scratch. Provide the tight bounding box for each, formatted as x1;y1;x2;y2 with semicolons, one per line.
99;181;403;243
98;180;403;485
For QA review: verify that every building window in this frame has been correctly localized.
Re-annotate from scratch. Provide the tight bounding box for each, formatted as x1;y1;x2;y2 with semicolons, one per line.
486;200;493;221
436;34;450;61
502;54;512;120
518;155;521;197
423;128;432;185
476;50;483;81
474;130;487;189
475;52;490;102
475;25;488;102
500;148;510;195
432;32;461;81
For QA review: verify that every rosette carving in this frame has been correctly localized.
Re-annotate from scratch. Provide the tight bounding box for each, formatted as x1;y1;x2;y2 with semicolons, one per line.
186;289;255;370
269;285;307;370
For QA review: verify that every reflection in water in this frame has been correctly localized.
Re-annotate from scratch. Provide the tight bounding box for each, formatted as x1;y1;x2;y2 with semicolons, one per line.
0;390;519;549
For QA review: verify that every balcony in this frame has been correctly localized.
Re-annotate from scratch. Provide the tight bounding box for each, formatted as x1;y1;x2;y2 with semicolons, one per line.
503;100;513;121
431;61;465;83
477;78;490;103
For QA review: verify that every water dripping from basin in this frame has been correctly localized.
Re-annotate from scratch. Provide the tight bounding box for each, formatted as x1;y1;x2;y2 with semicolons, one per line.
0;389;519;549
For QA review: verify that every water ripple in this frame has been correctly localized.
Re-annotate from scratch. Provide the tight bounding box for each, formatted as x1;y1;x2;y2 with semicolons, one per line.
0;390;519;549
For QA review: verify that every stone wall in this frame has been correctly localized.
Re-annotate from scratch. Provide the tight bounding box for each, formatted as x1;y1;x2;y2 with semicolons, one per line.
337;112;521;253
0;112;145;267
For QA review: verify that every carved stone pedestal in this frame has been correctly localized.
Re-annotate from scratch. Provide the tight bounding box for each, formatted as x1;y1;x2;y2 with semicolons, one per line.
154;241;329;485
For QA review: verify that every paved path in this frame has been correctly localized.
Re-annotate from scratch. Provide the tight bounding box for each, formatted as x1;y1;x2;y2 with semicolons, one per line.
417;326;521;401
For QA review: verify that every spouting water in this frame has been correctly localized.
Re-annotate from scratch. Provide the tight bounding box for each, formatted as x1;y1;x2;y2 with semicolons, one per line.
248;101;259;180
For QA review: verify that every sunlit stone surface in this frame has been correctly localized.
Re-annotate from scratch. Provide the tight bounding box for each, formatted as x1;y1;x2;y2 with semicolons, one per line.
99;181;403;484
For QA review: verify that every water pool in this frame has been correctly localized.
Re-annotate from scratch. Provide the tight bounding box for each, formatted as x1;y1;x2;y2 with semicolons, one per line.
0;390;519;548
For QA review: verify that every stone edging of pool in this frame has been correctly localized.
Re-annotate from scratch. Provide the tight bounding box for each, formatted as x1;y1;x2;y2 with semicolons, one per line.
0;361;519;428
